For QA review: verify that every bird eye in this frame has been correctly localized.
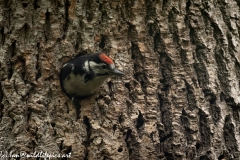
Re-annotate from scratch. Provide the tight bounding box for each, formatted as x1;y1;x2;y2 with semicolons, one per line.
102;65;107;69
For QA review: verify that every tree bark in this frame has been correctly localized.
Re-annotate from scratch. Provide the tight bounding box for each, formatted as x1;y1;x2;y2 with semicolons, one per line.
0;0;240;159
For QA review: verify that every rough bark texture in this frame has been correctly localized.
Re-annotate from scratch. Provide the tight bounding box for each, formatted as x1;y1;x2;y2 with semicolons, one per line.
0;0;240;160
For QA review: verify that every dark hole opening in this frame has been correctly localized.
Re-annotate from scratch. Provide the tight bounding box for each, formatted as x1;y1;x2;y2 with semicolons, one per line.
22;3;28;8
118;147;123;152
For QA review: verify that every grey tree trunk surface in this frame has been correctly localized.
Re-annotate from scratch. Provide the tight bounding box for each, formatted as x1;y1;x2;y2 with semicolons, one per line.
0;0;240;159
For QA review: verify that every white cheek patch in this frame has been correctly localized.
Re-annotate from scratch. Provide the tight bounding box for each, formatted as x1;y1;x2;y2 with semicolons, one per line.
89;61;105;73
89;61;99;68
83;60;90;72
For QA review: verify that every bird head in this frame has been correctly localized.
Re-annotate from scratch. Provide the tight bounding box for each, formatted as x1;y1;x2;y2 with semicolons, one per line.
86;53;125;77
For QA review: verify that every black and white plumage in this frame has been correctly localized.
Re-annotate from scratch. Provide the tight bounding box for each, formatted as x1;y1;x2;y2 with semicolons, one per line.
60;52;125;99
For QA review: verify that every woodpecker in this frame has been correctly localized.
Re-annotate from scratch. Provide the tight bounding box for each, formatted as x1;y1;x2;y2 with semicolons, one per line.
60;52;125;99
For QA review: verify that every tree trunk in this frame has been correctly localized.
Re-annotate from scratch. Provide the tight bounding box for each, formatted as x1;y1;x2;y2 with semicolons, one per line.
0;0;240;159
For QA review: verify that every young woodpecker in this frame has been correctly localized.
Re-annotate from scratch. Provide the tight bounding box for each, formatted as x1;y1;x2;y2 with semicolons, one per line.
60;52;125;99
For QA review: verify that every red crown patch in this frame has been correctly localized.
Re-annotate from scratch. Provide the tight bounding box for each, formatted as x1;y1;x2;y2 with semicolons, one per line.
99;53;113;64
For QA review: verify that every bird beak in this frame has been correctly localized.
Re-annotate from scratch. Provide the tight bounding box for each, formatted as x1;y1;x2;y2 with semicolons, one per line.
111;69;125;76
